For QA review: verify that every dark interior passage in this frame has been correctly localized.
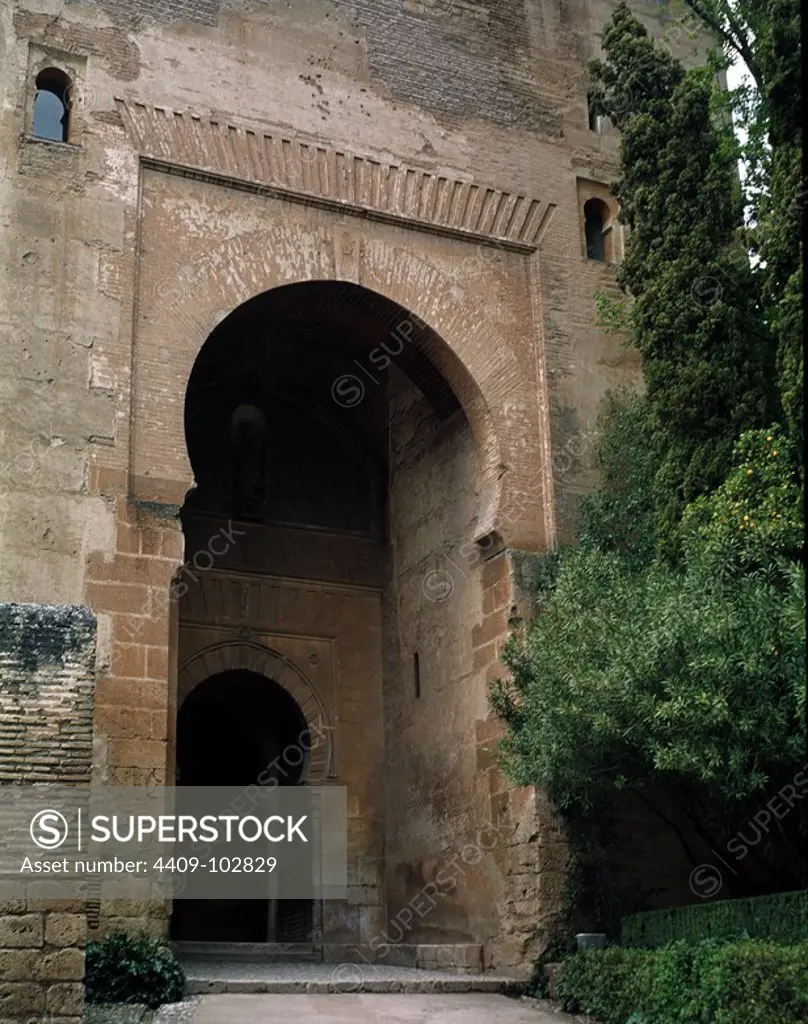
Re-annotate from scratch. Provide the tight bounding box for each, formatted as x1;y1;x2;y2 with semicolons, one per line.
171;670;312;943
176;669;308;787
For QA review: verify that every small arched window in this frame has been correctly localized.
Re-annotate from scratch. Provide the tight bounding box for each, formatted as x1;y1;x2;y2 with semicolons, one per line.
584;198;610;262
587;94;602;133
230;403;267;521
32;68;72;143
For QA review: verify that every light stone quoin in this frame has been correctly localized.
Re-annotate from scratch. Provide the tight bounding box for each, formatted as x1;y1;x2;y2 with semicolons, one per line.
0;0;709;1004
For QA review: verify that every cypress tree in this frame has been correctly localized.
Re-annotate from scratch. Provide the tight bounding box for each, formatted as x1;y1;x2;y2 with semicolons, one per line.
589;3;778;557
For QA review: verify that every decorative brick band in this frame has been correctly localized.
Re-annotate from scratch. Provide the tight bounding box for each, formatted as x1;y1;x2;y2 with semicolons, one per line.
115;100;552;251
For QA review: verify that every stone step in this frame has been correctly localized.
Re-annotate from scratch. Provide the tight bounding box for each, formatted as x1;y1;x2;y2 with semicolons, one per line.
174;941;320;963
181;962;525;996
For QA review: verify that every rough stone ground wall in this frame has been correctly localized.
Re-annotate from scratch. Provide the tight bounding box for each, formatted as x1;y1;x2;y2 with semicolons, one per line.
0;604;95;1024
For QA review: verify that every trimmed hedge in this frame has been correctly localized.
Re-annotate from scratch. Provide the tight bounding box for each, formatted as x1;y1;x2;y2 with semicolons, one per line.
555;939;808;1024
621;890;808;948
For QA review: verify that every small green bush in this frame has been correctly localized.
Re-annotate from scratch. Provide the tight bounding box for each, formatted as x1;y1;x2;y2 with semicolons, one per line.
555;939;808;1024
621;889;808;948
85;932;186;1009
554;946;652;1023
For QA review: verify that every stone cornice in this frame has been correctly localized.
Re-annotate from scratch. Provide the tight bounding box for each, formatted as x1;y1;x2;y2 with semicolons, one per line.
116;99;553;252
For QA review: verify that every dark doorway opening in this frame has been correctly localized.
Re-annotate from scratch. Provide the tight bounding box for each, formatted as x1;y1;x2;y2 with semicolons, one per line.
584;197;609;262
171;669;313;943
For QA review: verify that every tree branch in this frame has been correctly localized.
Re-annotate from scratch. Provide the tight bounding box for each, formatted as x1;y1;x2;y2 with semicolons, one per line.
684;0;764;92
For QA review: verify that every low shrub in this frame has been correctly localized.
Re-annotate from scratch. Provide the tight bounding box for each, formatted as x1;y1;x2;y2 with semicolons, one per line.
85;932;186;1009
696;940;808;1024
555;938;808;1024
621;889;808;948
554;945;651;1023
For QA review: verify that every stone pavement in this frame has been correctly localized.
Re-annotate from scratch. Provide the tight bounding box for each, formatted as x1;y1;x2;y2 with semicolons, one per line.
181;960;524;995
155;993;580;1023
141;962;586;1023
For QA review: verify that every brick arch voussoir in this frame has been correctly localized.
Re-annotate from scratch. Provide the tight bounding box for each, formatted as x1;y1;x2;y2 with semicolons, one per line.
177;640;332;783
157;225;527;542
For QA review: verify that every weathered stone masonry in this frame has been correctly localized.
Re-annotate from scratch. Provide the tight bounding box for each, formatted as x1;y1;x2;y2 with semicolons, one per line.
0;604;95;1024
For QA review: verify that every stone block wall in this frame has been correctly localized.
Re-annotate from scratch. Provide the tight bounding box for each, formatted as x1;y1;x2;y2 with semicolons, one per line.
0;904;86;1024
85;493;182;792
0;604;95;1024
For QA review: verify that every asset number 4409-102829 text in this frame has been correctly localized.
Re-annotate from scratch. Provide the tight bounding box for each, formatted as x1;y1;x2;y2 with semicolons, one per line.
153;856;278;873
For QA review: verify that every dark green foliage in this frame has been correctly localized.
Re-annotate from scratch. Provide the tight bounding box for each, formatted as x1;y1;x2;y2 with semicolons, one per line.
555;945;651;1024
555;939;808;1024
680;426;804;573
491;546;805;812
589;3;777;557
579;389;658;565
749;0;803;456
622;889;808;947
85;933;186;1009
682;0;803;456
492;538;807;895
774;264;803;454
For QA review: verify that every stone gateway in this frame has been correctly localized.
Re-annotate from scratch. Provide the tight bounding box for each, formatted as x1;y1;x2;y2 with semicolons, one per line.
0;1;700;1019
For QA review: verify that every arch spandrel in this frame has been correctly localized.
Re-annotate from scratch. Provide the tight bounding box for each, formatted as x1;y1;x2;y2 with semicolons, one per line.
135;215;553;551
